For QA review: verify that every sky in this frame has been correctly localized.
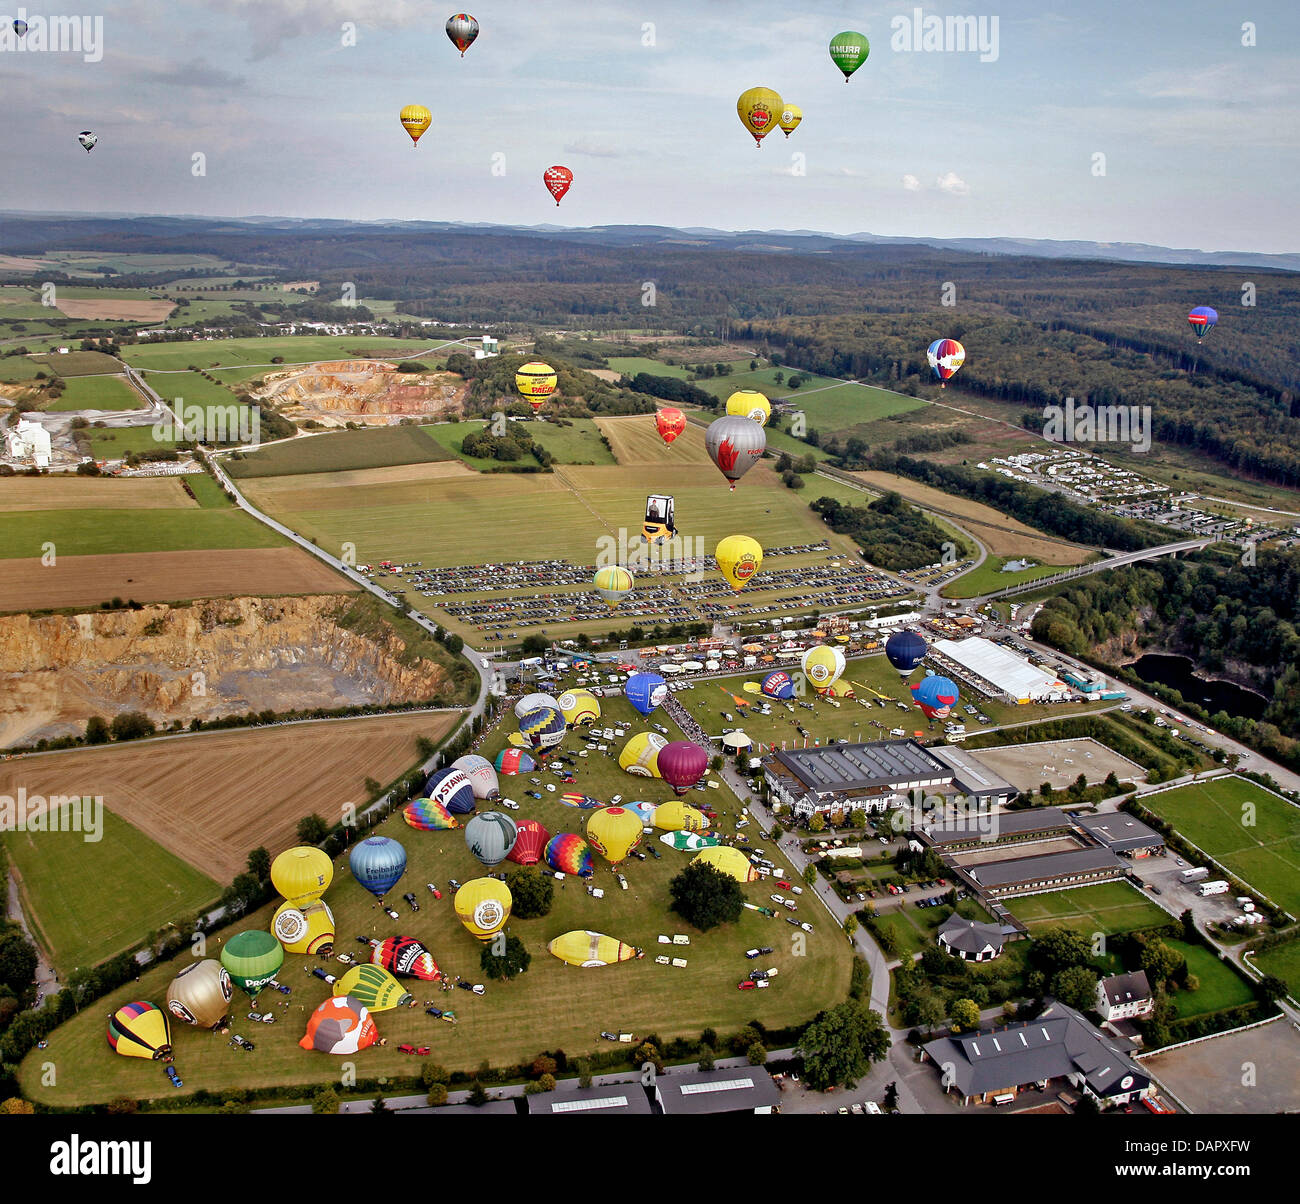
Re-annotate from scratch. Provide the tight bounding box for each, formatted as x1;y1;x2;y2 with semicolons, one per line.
0;0;1297;253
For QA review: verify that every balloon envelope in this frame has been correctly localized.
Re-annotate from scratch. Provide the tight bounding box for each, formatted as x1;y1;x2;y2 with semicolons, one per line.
452;754;500;800
625;672;668;716
725;390;771;426
693;845;758;883
334;964;412;1011
801;644;846;690
166;961;232;1029
886;630;928;677
1188;306;1218;340
300;996;379;1054
220;930;284;999
423;767;478;815
737;86;783;146
494;747;536;775
404;796;458;831
519;704;566;750
912;674;960;719
515;360;558;406
716;535;763;591
927;338;965;383
107;1001;172;1060
548;930;641;967
619;730;667;777
558;689;601;726
586;806;643;864
761;670;794;700
543;166;573;205
399;104;431;145
778;104;803;137
706;415;765;489
349;836;407;898
372;935;440;982
14;19;28;35
515;693;560;720
592;567;633;610
507;818;550;866
271;846;332;906
465;811;519;868
77;130;97;152
654;799;708;831
445;12;478;54
625;800;657;825
657;741;708;793
656;408;686;444
560;792;603;809
454;878;513;940
273;900;336;955
830;31;870;80
545;833;594;877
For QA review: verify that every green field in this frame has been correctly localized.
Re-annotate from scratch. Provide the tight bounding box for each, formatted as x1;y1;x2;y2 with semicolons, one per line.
1;508;287;559
421;418;617;468
82;424;180;459
3;807;220;975
606;357;696;381
1011;881;1171;968
941;557;1078;599
1166;940;1257;1018
1253;940;1300;998
226;426;454;478
1139;777;1300;915
26;350;124;377
121;336;453;374
20;694;852;1107
44;374;143;412
868;897;993;960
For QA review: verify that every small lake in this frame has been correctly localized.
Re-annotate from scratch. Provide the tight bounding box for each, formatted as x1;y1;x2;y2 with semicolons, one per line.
1127;653;1269;720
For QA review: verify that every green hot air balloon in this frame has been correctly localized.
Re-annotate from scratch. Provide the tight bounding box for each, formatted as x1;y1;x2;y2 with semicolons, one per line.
830;31;869;81
220;930;285;1001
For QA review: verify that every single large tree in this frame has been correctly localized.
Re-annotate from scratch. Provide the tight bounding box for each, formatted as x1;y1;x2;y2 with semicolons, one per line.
1052;965;1100;1012
1030;925;1093;975
480;934;531;981
669;861;744;931
797;1001;889;1090
506;865;554;919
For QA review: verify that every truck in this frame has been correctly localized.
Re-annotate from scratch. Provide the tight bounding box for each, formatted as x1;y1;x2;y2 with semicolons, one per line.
1197;880;1230;896
1179;867;1210;884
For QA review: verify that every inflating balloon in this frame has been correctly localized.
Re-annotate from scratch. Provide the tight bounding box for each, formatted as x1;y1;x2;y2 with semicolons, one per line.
349;836;407;898
399;105;431;146
558;688;601;726
618;730;667;778
692;845;758;883
801;644;847;691
737;87;783;147
543;165;573;205
273;900;336;955
445;12;479;55
107;1001;173;1061
404;797;457;831
548;930;642;967
300;996;379;1054
654;799;708;831
911;674;960;719
715;534;763;592
706;415;765;489
519;704;566;751
423;766;477;816
586;806;643;864
454;878;513;941
545;833;594;877
465;811;519;868
657;742;709;795
220;930;284;1000
507;818;550;866
371;935;440;981
452;754;500;800
334;964;412;1012
494;747;535;775
560;792;602;809
271;846;332;907
166;961;232;1029
514;692;560;720
624;672;668;716
761;670;794;700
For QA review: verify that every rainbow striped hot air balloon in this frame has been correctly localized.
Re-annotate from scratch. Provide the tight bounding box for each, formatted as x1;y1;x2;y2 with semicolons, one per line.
545;833;594;877
548;930;643;967
107;1001;173;1061
404;797;458;831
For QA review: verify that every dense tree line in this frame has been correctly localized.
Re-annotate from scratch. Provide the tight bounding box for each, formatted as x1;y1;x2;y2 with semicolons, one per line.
627;372;716;410
810;492;954;571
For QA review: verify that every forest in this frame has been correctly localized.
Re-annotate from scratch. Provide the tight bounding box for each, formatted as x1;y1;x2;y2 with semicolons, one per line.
809;492;954;571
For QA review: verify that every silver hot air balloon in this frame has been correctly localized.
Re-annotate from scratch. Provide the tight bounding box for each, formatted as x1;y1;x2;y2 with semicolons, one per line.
705;415;766;490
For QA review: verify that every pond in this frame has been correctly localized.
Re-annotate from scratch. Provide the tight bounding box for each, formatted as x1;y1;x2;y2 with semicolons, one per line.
1127;653;1269;721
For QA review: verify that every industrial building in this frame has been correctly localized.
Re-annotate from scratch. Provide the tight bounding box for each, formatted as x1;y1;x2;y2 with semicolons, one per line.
1073;812;1165;858
927;744;1018;807
963;847;1127;897
763;739;952;819
920;806;1074;852
930;636;1069;703
4;417;52;468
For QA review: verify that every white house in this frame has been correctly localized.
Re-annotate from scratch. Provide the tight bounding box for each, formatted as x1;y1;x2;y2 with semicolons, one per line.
1096;970;1153;1022
5;418;52;468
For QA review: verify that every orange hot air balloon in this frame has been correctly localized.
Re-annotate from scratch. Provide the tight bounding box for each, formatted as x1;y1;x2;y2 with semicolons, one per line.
656;408;687;445
544;165;573;205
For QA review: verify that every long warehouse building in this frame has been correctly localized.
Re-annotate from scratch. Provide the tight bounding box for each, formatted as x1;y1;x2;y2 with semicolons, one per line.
931;637;1069;704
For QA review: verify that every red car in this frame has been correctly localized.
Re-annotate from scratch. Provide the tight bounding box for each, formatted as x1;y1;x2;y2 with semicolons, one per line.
777;880;792;890
398;1044;431;1056
738;980;757;990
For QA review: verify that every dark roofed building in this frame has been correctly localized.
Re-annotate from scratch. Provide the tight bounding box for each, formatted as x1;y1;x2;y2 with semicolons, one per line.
1096;970;1154;1022
922;1001;1151;1107
937;914;1004;961
927;745;1017;806
922;806;1073;851
965;846;1126;896
526;1083;654;1115
654;1068;782;1115
764;739;951;818
1075;813;1165;857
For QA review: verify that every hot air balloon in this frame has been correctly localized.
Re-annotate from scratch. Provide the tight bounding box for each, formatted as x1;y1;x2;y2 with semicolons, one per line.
465;811;519;868
716;535;763;592
558;688;601;726
778;104;803;138
885;630;927;678
912;674;960;720
619;730;667;778
271;846;332;907
656;407;686;444
625;800;657;825
14;19;28;35
692;845;758;883
560;792;602;809
545;833;594;877
452;754;501;800
927;338;965;387
801;644;847;691
334;964;412;1012
725;390;771;427
166;961;232;1029
544;165;573;205
593;566;633;610
654;799;709;831
300;996;380;1054
515;361;558;410
494;747;535;775
519;703;566;751
761;670;794;700
399;104;431;147
107;1001;173;1061
404;796;458;831
514;692;560;720
423;766;478;816
661;830;719;851
454;878;513;941
77;130;97;153
586;806;643;864
658;742;709;795
706;415;765;489
349;836;407;899
371;935;440;981
830;31;870;81
273;900;336;955
1188;306;1218;343
548;930;642;967
507;818;550;866
220;930;284;1001
625;672;668;716
737;87;783;147
445;12;479;55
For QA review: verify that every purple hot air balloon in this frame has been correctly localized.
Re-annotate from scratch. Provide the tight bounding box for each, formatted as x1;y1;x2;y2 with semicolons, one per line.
657;741;709;795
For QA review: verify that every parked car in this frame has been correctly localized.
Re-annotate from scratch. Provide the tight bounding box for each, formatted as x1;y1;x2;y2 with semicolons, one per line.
166;1065;184;1088
383;906;400;920
403;892;419;912
448;879;462;891
398;1044;432;1055
426;882;442;899
456;982;486;995
229;1035;255;1051
499;798;520;811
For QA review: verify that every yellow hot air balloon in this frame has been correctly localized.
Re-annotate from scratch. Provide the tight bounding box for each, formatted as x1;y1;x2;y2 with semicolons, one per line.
558;688;601;726
654;800;708;832
716;535;763;593
454;878;513;941
400;104;432;146
271;846;333;907
548;930;642;967
106;1001;173;1060
272;900;336;955
726;390;771;427
618;730;666;778
593;565;634;609
586;806;644;865
801;644;847;691
334;963;413;1012
515;361;558;412
779;104;803;138
692;845;758;883
737;86;783;147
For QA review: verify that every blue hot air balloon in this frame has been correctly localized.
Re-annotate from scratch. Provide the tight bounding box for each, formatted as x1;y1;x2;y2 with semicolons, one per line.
760;670;794;700
14;19;29;36
625;673;668;716
423;766;477;816
1187;306;1218;343
885;631;927;678
349;836;407;899
911;674;959;720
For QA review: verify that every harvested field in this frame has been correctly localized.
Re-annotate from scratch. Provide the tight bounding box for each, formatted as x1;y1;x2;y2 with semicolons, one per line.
54;298;175;321
0;710;461;883
596;412;714;466
0;547;356;612
0;477;195;512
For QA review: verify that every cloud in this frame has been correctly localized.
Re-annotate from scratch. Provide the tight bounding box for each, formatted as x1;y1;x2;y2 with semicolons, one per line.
562;139;623;159
936;172;971;195
902;174;921;191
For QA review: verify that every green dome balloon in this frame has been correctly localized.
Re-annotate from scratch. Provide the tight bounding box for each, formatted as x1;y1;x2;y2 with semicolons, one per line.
220;930;285;1000
830;31;869;81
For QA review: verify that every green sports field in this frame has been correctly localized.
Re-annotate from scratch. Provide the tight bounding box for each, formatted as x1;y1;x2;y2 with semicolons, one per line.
26;350;123;377
1139;777;1300;915
20;693;852;1107
941;557;1077;599
1253;940;1300;998
44;374;144;412
3;806;220;975
226;426;455;478
1011;881;1171;965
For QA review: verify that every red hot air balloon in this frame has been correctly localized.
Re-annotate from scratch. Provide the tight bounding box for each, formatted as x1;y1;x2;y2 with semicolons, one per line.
507;818;550;866
657;741;709;795
544;165;573;206
656;408;687;445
